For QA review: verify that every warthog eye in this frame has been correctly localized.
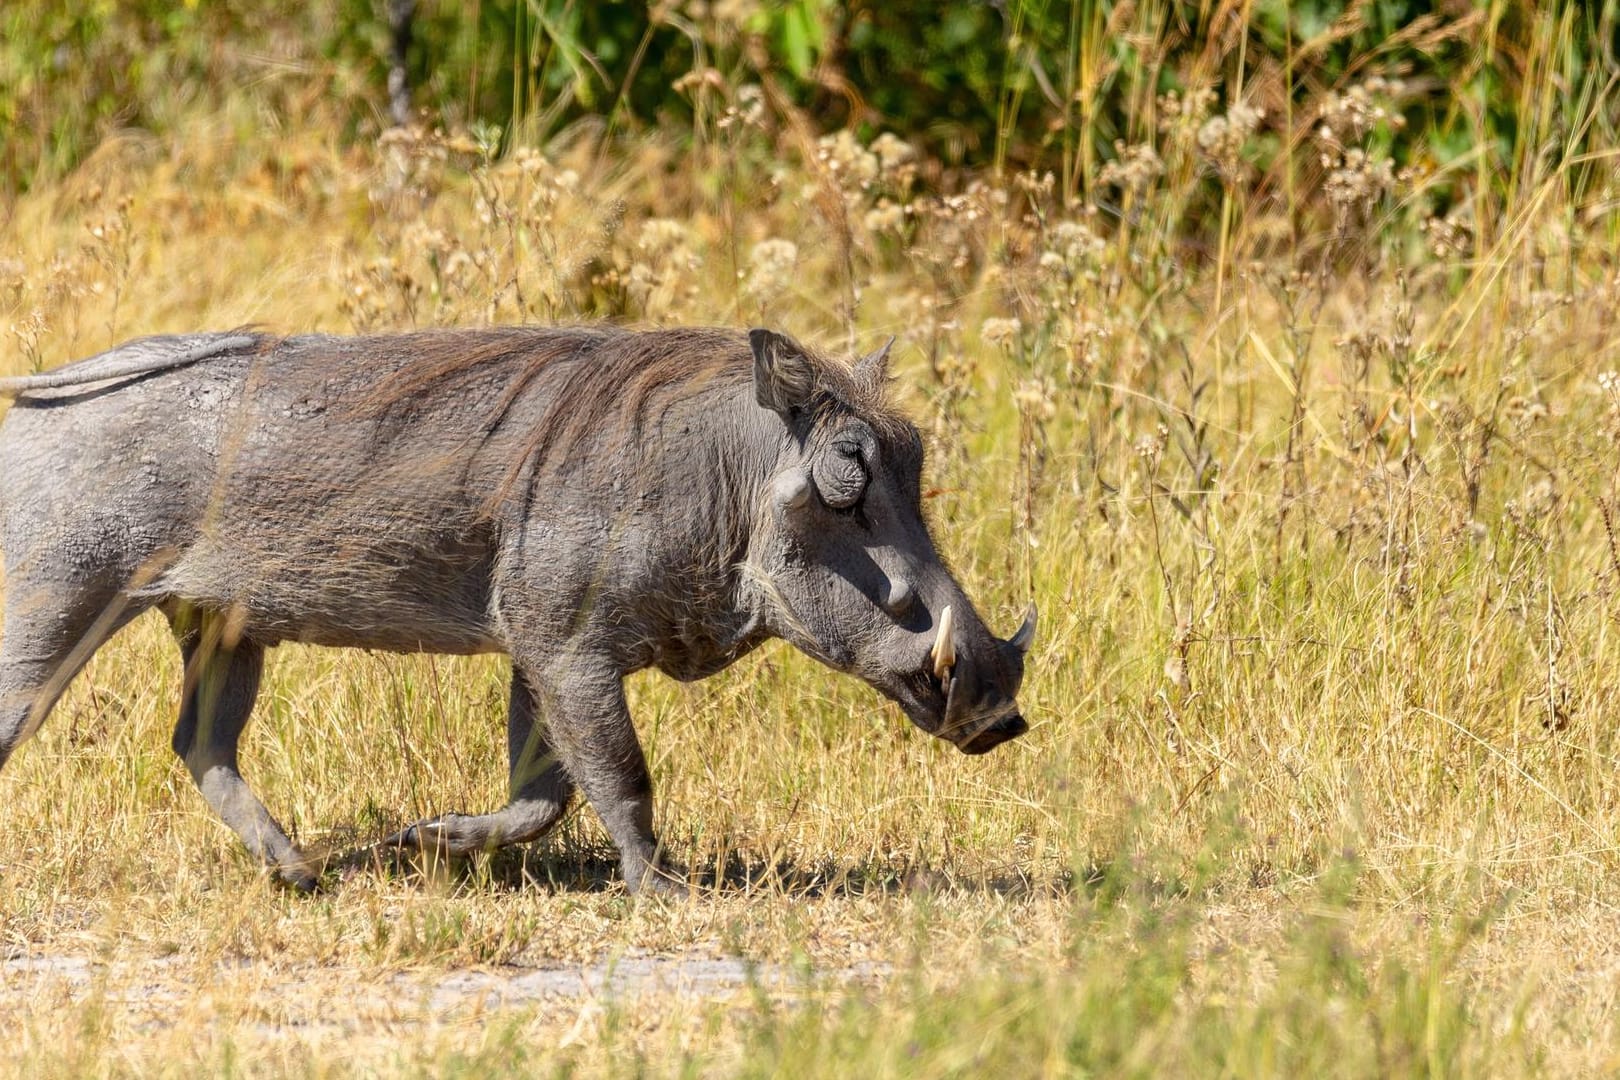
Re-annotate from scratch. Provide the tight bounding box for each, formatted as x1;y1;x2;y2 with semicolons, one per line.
815;441;869;510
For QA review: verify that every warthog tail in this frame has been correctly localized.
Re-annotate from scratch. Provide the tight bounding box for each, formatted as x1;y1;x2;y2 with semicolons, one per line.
0;333;261;397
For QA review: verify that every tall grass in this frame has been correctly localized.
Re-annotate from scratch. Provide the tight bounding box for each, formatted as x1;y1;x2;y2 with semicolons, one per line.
3;4;1620;1076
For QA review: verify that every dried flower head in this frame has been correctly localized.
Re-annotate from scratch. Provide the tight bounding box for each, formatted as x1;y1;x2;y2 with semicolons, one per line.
746;238;799;302
1197;101;1263;184
1014;375;1058;422
1421;211;1472;261
870;133;916;177
1323;149;1400;227
1098;141;1164;201
980;316;1023;351
1316;77;1407;145
718;84;767;131
817;130;879;190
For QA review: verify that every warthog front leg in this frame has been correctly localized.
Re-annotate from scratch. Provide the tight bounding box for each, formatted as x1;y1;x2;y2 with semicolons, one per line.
170;614;316;891
539;663;683;896
382;666;574;854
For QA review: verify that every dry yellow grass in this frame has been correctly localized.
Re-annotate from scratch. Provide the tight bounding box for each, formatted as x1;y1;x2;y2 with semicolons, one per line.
3;82;1620;1075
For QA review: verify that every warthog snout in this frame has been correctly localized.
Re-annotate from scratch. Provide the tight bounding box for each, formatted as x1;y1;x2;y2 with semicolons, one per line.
913;603;1035;755
957;711;1029;755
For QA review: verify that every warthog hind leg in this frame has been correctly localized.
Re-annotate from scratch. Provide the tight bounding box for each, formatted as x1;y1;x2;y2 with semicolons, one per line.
169;609;316;891
382;666;575;856
0;582;144;770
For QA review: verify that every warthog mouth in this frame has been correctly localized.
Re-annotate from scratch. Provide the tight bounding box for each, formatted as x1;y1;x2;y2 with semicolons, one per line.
882;603;1033;754
897;662;1027;755
954;709;1029;754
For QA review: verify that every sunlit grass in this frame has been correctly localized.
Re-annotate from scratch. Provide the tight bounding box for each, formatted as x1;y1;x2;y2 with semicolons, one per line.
6;11;1620;1075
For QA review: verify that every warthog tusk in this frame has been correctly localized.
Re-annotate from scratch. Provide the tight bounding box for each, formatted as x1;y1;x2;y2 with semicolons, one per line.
931;605;956;679
1009;602;1037;654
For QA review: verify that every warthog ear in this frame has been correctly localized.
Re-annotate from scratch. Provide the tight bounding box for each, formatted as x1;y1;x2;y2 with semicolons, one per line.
854;335;894;385
751;328;817;415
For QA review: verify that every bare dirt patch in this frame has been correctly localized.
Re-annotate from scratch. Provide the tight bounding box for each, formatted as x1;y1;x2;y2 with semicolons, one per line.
2;946;888;1042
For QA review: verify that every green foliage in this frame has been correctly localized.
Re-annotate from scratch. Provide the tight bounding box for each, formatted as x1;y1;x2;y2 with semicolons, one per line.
7;1;1620;221
0;3;381;189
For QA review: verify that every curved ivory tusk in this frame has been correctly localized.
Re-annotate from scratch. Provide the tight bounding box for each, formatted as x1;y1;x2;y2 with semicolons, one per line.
931;605;956;679
1009;602;1038;654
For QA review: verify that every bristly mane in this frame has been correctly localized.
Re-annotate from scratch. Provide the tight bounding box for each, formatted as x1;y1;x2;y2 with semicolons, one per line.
354;325;908;481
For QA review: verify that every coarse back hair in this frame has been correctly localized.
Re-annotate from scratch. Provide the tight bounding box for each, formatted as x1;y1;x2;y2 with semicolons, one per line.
351;324;910;486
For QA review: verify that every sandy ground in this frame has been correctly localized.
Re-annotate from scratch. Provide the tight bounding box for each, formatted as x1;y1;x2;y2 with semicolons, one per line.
0;943;889;1061
2;948;885;1010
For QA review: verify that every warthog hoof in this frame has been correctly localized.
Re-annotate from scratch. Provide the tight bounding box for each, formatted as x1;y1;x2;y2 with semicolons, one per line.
280;870;321;894
629;865;690;899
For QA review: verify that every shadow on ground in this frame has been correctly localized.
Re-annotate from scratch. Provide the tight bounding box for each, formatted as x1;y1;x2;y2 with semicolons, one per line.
310;820;1080;901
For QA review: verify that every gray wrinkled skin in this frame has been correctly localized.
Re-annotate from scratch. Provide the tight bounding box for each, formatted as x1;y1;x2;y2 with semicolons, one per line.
0;327;1033;894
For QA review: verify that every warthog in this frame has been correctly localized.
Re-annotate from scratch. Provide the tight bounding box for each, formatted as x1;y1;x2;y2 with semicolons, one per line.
0;326;1035;893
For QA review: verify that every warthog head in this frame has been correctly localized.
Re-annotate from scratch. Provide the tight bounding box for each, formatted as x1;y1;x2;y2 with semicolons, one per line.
746;329;1036;754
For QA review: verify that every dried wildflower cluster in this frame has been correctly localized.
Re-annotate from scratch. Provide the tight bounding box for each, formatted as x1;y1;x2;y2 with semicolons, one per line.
1097;141;1165;202
343;130;615;330
1157;88;1220;141
813;127;921;243
1313;80;1411;233
1316;77;1408;144
745;238;798;307
1197;102;1265;184
0;75;1603;648
1152;86;1269;187
717;84;766;133
1420;209;1472;261
1321;149;1401;229
1;179;141;366
623;219;704;319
